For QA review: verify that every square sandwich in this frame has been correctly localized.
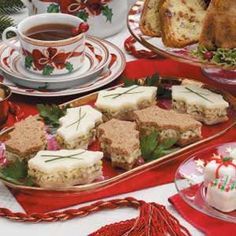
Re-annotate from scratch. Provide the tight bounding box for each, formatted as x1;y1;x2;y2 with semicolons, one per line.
28;149;103;188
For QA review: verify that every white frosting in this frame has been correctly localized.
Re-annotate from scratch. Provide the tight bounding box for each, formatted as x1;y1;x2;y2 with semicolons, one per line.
204;158;236;185
229;148;236;160
57;105;102;143
95;85;157;111
172;85;229;109
206;177;236;212
28;149;103;173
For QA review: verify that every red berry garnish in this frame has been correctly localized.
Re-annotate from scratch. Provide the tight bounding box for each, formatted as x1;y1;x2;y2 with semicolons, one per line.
78;22;89;33
134;157;145;167
71;23;89;36
204;51;213;61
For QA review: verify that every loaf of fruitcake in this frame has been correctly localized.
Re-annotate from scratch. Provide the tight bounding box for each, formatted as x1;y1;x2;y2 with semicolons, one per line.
140;0;164;37
159;0;207;48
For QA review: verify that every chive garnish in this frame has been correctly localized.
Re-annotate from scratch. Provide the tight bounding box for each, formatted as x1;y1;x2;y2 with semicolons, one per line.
103;85;143;99
66;107;87;130
43;151;86;163
185;87;213;103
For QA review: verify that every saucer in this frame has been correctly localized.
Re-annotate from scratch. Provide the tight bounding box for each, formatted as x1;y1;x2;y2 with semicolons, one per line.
0;36;110;90
1;39;126;97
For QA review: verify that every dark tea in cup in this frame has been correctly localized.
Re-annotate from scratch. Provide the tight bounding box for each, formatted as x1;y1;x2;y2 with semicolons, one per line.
24;23;75;41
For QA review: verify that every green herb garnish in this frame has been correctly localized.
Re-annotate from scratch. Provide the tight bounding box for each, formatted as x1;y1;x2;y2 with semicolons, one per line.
103;85;142;99
0;159;33;186
192;46;236;68
37;104;68;128
66;107;87;130
43;151;86;163
185;87;213;103
140;131;178;161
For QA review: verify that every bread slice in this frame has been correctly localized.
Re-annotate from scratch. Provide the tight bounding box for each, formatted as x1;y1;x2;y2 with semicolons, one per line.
140;0;164;37
159;0;207;48
199;0;236;50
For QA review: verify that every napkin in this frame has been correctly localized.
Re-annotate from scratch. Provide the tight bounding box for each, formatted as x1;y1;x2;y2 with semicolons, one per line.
169;194;236;235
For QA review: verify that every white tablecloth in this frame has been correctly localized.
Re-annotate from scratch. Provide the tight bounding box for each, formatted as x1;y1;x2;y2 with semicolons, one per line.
0;2;203;235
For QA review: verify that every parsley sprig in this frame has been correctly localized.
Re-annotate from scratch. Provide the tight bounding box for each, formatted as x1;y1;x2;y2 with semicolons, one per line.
37;104;68;128
0;159;33;186
140;131;178;161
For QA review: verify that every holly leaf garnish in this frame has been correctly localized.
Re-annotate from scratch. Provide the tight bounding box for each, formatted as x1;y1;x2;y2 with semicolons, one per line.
65;62;74;73
140;131;178;161
0;159;33;186
43;65;54;76
76;10;89;22
25;55;33;69
37;104;68;128
101;5;113;22
47;4;60;13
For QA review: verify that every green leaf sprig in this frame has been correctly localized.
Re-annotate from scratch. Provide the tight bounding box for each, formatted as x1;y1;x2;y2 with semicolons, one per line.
101;5;113;22
37;104;68;128
140;131;178;161
0;159;33;186
123;73;172;99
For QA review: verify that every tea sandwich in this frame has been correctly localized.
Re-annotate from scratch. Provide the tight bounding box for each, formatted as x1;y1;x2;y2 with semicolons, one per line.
28;149;103;188
134;106;202;146
5;116;47;161
95;85;157;120
97;119;141;170
56;105;103;149
172;85;229;125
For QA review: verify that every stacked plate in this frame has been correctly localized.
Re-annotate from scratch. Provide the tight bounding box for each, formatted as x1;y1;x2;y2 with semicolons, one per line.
0;36;126;97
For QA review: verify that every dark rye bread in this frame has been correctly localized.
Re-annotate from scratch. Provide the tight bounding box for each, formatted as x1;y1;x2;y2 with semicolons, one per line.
199;0;236;50
140;0;164;37
160;0;207;48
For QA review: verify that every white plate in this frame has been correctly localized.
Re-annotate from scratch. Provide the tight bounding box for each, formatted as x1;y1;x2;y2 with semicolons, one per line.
1;39;126;97
0;36;110;90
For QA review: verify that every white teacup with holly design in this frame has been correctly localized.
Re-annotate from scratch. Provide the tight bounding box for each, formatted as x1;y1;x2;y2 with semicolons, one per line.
2;13;89;76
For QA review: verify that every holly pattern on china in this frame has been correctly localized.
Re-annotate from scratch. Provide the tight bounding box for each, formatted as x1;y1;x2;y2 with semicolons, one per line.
46;0;113;22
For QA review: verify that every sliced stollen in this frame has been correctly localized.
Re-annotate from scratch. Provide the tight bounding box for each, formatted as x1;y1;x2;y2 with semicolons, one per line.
95;85;157;121
133;106;202;146
159;0;206;48
97;119;141;170
172;85;229;125
28;149;103;188
5;116;47;161
56;105;103;149
140;0;164;37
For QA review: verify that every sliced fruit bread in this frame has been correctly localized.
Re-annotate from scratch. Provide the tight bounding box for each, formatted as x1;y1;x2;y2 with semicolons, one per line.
140;0;164;37
160;0;207;48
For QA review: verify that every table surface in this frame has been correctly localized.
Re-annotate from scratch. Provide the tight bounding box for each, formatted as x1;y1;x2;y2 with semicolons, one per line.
0;2;203;235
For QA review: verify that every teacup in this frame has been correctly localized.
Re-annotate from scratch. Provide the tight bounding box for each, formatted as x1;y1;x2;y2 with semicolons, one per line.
0;84;11;128
2;13;87;76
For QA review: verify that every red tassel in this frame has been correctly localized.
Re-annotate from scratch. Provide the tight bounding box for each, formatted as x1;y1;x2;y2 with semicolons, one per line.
90;201;191;236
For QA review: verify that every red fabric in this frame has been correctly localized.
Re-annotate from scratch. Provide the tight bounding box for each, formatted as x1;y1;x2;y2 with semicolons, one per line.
2;59;236;219
169;194;236;235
